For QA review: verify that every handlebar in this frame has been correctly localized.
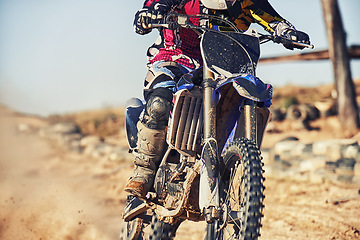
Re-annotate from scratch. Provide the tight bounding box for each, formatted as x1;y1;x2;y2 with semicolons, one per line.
149;14;200;30
259;35;314;49
149;13;314;49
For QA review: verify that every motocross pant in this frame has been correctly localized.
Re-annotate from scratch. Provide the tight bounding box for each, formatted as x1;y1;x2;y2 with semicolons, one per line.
124;61;193;198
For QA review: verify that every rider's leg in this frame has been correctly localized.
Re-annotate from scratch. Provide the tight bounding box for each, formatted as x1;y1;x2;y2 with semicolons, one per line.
124;62;187;198
124;88;172;197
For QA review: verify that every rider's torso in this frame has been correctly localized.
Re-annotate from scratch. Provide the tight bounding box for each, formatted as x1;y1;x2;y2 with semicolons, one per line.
146;0;271;69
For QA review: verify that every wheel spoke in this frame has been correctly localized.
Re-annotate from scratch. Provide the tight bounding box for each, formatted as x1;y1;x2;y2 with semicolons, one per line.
218;138;264;239
220;158;245;238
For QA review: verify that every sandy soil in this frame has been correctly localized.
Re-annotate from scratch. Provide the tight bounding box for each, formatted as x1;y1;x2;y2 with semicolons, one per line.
0;106;359;240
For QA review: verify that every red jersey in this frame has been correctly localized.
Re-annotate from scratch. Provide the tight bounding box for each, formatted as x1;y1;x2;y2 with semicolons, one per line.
140;0;285;69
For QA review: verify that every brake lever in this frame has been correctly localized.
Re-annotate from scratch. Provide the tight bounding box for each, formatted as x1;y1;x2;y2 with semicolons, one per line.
150;13;196;30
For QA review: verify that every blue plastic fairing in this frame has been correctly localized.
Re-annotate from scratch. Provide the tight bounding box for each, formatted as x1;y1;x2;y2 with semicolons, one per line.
125;98;145;149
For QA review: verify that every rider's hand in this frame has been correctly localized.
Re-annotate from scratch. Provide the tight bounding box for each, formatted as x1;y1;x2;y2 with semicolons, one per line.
134;9;163;35
270;20;311;50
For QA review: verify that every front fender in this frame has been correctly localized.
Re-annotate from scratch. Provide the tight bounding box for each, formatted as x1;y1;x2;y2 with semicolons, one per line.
216;74;272;107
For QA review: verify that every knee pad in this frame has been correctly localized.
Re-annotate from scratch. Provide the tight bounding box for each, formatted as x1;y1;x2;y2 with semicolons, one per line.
143;88;173;130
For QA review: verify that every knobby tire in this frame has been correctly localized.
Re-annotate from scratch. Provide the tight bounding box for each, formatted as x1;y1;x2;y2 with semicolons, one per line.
206;137;265;240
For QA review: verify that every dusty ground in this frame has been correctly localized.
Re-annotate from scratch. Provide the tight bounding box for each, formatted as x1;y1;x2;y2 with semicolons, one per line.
0;105;359;240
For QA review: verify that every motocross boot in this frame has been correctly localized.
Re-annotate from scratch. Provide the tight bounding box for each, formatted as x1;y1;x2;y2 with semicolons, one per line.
124;89;172;198
124;121;166;198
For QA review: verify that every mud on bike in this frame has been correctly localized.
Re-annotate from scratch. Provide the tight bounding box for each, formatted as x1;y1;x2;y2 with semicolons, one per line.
120;13;313;240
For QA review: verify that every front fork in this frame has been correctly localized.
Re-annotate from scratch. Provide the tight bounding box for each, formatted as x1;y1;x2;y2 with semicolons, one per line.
199;68;220;223
243;99;257;144
199;68;258;225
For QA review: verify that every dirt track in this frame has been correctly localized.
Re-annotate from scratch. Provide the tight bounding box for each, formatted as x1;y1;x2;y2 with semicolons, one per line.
1;107;359;240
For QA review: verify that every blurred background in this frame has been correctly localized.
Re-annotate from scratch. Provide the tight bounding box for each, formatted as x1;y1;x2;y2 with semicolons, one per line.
0;0;359;116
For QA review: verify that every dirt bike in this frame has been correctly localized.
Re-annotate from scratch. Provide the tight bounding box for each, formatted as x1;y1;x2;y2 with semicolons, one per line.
120;13;313;240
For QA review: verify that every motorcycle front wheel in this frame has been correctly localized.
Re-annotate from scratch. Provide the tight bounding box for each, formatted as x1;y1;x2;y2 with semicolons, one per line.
207;138;265;240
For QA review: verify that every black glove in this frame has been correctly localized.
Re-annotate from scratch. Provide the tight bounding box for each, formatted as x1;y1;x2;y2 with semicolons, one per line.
270;20;310;50
134;9;163;35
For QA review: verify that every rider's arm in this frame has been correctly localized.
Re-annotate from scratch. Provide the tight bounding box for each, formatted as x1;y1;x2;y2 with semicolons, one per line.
245;0;285;33
243;0;311;49
232;0;284;31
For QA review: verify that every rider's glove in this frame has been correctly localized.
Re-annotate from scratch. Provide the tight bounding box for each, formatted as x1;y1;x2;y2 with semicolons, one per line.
134;9;163;35
270;20;310;50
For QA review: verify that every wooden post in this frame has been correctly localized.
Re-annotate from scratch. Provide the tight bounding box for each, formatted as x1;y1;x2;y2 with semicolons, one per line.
321;0;359;135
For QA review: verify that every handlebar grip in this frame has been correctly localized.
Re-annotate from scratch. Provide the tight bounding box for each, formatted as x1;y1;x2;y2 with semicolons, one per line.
148;23;169;28
292;41;314;49
272;35;314;49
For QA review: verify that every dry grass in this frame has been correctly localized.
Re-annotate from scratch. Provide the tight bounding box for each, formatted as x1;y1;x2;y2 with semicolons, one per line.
45;78;360;138
271;78;360;109
47;107;125;138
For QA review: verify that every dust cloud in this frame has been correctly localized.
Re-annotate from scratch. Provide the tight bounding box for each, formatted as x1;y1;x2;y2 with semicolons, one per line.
1;106;359;240
0;109;123;240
